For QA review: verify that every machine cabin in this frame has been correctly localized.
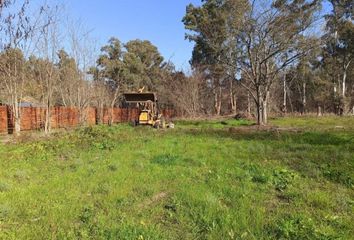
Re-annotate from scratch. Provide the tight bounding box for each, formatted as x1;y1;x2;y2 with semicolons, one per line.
123;92;164;127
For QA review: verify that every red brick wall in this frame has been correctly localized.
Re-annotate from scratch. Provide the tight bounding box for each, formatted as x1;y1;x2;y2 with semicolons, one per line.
50;107;79;129
0;106;8;134
0;106;175;134
20;107;45;131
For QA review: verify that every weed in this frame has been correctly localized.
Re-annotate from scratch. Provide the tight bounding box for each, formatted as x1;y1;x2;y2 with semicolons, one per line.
79;206;95;224
272;169;298;191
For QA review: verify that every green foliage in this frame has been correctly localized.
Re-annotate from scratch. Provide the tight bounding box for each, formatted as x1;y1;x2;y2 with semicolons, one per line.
183;0;247;67
123;39;164;90
272;169;298;191
93;37;166;93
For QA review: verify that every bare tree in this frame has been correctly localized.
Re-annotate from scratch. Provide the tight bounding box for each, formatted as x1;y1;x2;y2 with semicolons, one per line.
165;70;206;118
66;18;97;124
0;49;26;133
34;4;62;134
236;0;320;125
0;0;44;135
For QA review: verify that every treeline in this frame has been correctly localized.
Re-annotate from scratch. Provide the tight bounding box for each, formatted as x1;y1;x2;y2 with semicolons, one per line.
0;1;353;135
182;0;353;124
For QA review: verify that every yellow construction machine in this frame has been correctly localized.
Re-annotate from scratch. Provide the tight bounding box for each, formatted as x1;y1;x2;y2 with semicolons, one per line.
123;92;167;128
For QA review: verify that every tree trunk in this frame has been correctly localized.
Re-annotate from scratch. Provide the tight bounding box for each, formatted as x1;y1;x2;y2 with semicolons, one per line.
214;87;222;115
302;82;306;115
98;102;104;124
342;60;351;114
247;92;251;117
282;74;287;114
109;88;120;126
256;102;262;125
13;102;21;136
44;99;51;134
317;105;322;117
14;117;21;135
256;92;264;125
262;101;267;125
288;92;294;113
109;106;114;126
333;81;338;115
342;70;346;98
262;91;269;125
230;79;236;114
214;89;218;115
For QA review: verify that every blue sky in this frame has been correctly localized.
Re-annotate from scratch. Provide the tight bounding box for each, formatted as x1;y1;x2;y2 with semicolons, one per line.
65;0;201;71
63;0;332;71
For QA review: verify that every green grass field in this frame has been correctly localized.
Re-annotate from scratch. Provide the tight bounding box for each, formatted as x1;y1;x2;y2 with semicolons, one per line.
0;116;353;239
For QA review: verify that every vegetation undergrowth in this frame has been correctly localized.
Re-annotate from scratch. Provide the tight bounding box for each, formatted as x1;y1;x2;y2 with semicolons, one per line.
0;117;353;239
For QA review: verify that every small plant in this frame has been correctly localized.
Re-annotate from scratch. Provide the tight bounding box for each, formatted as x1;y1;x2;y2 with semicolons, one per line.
79;206;95;224
272;169;297;191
